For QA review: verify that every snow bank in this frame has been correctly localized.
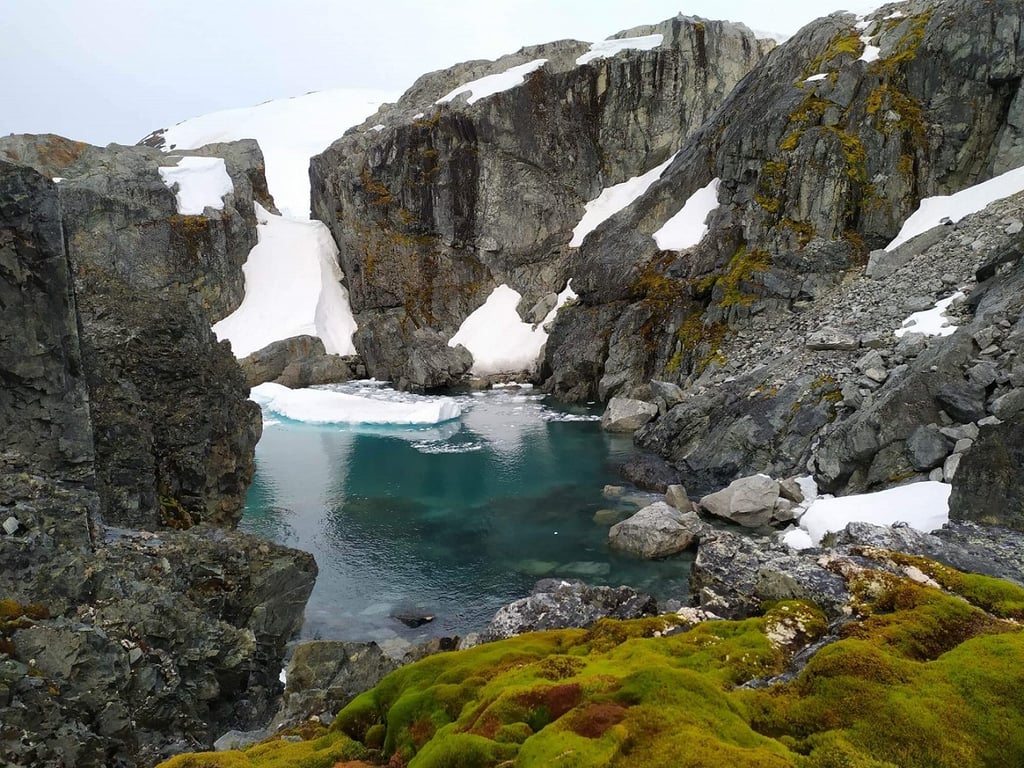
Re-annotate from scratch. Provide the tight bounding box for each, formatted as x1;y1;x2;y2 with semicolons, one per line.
886;164;1024;251
251;382;461;425
156;88;397;218
213;203;357;357
652;178;721;250
571;155;675;247
576;34;663;65
436;59;547;105
448;282;575;376
158;156;233;215
796;481;951;547
894;291;964;338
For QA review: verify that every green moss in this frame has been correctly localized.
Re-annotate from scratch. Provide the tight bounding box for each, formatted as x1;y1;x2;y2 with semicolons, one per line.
717;245;771;309
163;566;1024;768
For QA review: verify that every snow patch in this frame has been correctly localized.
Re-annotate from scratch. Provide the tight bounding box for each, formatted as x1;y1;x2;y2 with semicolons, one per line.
251;382;461;426
436;59;547;106
894;291;964;338
576;34;663;66
158;156;233;215
804;73;829;83
652;178;721;251
571;154;675;247
797;481;951;546
156;88;397;219
858;39;881;62
448;281;575;376
371;124;385;131
213;203;357;357
886;164;1024;251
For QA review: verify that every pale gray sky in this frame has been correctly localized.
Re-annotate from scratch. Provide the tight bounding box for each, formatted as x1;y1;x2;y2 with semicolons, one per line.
2;1;856;146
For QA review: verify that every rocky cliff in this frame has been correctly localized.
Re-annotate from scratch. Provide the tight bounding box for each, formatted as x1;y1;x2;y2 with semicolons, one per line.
0;156;314;766
0;133;268;529
538;0;1024;505
310;16;773;389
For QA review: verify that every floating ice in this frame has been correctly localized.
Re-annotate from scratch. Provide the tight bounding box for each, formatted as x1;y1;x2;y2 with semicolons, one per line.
251;382;461;425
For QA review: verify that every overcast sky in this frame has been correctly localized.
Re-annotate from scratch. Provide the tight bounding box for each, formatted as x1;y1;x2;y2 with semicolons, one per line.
3;1;866;146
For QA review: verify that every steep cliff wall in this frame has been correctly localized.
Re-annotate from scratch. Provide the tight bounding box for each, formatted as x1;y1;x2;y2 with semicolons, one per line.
542;0;1024;495
310;16;773;388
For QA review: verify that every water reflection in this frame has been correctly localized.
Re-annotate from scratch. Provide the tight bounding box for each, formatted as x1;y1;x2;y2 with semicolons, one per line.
242;386;692;642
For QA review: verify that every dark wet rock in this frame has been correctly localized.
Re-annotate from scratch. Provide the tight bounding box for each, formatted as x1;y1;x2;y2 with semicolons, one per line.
270;641;399;732
0;161;94;484
482;579;658;641
239;335;363;388
608;501;705;558
949;416;1024;531
617;452;682;493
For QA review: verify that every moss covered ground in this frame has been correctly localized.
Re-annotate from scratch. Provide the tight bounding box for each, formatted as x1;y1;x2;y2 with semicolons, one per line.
159;557;1024;768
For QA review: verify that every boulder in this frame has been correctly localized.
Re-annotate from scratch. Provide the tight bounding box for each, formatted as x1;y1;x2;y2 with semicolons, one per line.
805;328;859;351
905;425;953;471
601;397;659;432
699;475;780;528
608;502;705;559
935;382;987;424
482;579;657;641
664;484;691;510
239;335;362;388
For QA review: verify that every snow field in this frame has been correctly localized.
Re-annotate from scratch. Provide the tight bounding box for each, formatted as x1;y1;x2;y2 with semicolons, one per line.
886;164;1024;251
212;204;357;357
158;156;233;215
652;178;721;250
576;34;664;66
436;59;548;106
571;154;676;247
448;282;576;376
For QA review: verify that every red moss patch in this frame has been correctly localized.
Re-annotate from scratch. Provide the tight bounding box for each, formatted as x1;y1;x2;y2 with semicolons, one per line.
567;702;628;738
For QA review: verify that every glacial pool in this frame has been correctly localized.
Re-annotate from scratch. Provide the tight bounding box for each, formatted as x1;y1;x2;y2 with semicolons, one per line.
241;382;692;644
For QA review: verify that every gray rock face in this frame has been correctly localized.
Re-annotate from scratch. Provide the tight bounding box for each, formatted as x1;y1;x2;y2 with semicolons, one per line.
699;474;781;528
0;161;94;483
601;397;659;432
540;0;1024;496
0;134;263;321
617;452;682;493
0;146;311;766
270;641;399;732
905;425;953;471
310;17;772;385
239;335;363;388
482;578;658;641
608;501;705;558
949;416;1024;531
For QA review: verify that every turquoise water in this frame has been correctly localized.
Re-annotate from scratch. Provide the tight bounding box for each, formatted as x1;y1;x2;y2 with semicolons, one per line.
241;383;692;643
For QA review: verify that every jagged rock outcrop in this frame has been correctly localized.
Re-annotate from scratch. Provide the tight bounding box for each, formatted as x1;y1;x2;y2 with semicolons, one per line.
310;17;773;387
0;133;263;320
0;152;312;767
540;0;1024;497
949;416;1024;530
0;134;268;529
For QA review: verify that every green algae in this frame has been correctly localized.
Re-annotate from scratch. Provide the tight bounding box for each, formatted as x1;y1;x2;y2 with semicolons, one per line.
159;563;1024;768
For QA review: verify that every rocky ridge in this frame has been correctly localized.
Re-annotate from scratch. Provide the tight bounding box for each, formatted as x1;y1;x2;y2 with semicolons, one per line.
310;16;774;389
